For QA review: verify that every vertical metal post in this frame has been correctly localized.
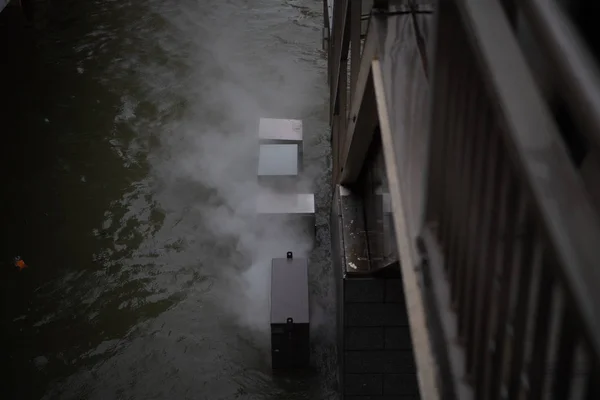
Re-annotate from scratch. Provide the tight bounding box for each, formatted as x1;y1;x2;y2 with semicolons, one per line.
350;0;361;105
338;58;348;183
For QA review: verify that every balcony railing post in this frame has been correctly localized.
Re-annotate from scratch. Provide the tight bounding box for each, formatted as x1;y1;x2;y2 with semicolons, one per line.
350;0;361;105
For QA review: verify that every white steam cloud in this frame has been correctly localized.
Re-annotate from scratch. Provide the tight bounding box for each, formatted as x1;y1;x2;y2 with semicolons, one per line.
146;1;326;339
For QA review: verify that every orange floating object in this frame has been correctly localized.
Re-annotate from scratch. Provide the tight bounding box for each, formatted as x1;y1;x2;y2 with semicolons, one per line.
14;258;27;270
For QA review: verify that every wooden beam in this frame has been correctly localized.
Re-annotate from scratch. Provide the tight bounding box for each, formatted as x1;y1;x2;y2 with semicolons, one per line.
373;56;441;400
339;21;379;183
330;0;351;119
350;0;362;103
340;75;378;183
457;0;600;358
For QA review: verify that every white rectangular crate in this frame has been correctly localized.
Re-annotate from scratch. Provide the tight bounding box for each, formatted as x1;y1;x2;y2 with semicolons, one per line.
257;192;315;216
258;118;303;144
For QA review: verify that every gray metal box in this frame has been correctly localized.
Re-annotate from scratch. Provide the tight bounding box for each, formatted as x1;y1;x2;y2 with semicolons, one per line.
270;253;310;369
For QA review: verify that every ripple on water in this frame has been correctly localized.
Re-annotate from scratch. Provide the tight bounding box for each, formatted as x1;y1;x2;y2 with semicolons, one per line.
4;0;336;398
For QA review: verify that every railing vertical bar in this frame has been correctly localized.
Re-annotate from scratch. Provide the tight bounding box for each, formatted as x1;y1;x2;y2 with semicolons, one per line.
435;5;463;246
425;6;453;230
440;33;469;276
471;129;505;397
585;358;599;400
338;57;348;177
463;103;494;375
447;41;475;305
505;223;540;399
550;306;577;399
487;174;524;400
455;66;485;341
332;114;340;184
329;0;340;108
523;254;554;400
477;157;512;400
349;0;361;104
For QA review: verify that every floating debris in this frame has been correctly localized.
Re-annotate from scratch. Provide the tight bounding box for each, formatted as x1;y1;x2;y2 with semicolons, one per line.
13;256;27;271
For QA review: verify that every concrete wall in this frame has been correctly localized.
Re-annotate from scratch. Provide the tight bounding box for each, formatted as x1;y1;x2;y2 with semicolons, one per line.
343;277;419;399
332;184;420;399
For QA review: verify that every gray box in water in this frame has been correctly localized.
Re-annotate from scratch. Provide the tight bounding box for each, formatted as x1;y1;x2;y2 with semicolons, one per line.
270;253;310;369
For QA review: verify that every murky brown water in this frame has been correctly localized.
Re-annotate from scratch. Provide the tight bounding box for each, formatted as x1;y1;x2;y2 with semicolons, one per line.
0;1;336;398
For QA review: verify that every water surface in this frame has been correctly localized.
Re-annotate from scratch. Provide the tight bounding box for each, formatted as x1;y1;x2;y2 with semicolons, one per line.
0;1;335;398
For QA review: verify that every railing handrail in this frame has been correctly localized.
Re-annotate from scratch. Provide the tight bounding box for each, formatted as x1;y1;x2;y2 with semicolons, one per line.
455;0;600;364
523;0;600;152
326;0;600;398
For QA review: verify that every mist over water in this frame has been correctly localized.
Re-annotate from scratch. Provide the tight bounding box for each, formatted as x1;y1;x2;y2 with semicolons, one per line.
0;0;336;399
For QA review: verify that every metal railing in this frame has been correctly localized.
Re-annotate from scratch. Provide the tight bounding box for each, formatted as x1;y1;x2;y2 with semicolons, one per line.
325;0;600;399
419;0;600;398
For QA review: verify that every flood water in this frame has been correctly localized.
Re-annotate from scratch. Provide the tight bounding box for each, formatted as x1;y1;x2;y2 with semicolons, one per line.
0;1;335;399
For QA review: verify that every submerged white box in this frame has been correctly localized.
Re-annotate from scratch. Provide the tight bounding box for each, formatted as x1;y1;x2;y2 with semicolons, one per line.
257;191;316;240
258;144;299;177
257;192;315;216
259;118;304;170
259;118;303;144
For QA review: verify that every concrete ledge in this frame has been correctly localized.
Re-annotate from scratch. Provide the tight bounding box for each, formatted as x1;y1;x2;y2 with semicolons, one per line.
332;184;420;399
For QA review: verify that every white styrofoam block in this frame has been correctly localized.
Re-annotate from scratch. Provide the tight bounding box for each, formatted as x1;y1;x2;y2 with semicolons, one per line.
258;144;299;177
259;118;303;143
257;192;315;216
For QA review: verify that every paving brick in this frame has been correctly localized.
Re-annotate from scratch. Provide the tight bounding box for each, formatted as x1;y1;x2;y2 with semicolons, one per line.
345;350;416;374
383;373;420;396
344;373;383;396
385;278;406;303
346;327;384;350
345;303;409;327
384;327;413;349
345;279;385;303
